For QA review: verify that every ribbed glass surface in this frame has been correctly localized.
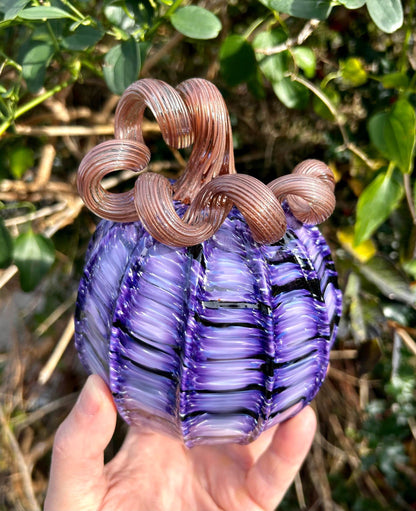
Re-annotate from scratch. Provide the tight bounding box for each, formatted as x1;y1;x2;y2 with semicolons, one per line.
75;206;342;447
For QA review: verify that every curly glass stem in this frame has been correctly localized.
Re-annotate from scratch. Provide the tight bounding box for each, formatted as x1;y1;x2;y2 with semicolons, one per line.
77;78;336;246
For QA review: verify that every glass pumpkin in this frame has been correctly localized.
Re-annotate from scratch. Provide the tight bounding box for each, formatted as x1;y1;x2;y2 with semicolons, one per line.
74;78;342;447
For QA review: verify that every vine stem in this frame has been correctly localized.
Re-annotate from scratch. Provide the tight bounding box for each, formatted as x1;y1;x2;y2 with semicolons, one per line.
146;0;185;38
289;73;379;170
58;0;86;22
0;80;73;136
404;173;416;226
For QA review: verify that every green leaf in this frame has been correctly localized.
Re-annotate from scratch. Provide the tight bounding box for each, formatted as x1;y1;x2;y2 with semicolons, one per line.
14;230;55;292
18;6;74;20
8;146;34;179
354;169;404;245
359;256;415;307
104;4;136;32
403;259;416;280
111;0;153;25
247;69;266;99
0;218;13;269
62;25;104;51
292;46;316;78
220;35;257;87
339;0;366;7
2;0;29;20
272;77;309;109
253;28;289;83
340;57;368;86
380;72;409;89
366;0;403;33
259;0;333;20
18;40;54;93
103;38;141;95
368;99;416;174
170;6;221;40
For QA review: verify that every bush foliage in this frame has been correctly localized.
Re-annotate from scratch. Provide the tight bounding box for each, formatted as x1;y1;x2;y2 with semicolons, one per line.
0;0;415;509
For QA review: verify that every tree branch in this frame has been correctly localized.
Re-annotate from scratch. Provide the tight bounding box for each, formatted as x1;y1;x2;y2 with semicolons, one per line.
255;20;320;55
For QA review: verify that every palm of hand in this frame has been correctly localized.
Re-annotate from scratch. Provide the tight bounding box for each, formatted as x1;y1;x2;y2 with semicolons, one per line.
100;414;312;511
44;375;316;511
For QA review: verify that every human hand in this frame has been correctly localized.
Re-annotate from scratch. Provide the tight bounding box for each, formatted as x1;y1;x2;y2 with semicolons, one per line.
44;374;316;511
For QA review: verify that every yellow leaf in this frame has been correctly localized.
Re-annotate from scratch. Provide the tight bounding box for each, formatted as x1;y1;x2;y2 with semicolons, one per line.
337;227;376;262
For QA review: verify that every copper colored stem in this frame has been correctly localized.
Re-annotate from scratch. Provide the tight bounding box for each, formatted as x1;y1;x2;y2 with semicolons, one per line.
77;79;336;247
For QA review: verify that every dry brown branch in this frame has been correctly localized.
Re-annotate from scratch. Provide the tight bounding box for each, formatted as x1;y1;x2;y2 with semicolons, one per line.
4;203;67;228
14;124;115;137
359;375;369;410
255;20;320;55
11;394;76;432
328;366;361;386
38;317;74;385
315;433;354;472
307;437;334;511
294;472;306;510
92;95;119;124
329;349;358;360
141;33;184;76
63;134;83;159
395;327;416;356
408;417;416;442
13;119;160;138
34;143;56;188
0;404;41;511
328;414;360;470
20;106;91;126
35;291;77;337
27;436;55;474
0;265;18;291
44;96;71;123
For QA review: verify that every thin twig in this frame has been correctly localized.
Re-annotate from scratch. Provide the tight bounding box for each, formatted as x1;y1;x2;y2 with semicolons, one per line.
11;393;76;431
0;404;41;511
307;440;334;511
395;327;416;357
315;432;357;470
255;20;320;55
38;317;75;385
329;366;378;387
27;436;55;474
14;124;114;137
359;375;369;410
294;472;306;510
33;143;56;188
289;74;379;170
329;349;357;360
13;120;160;137
408;417;416;442
4;203;67;228
0;265;18;291
141;32;184;76
35;291;77;337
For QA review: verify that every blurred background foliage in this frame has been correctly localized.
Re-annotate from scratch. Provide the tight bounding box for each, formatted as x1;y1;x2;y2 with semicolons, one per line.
0;0;416;509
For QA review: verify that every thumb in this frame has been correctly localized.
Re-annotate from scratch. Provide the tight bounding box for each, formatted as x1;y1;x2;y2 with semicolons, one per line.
44;374;117;511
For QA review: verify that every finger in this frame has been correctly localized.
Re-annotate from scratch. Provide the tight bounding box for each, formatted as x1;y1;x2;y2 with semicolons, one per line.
246;406;316;511
44;374;117;511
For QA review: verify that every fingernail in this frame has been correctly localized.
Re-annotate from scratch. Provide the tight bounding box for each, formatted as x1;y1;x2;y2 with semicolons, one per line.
77;375;102;416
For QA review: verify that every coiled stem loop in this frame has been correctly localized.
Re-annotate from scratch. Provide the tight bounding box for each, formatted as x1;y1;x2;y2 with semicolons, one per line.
77;79;336;246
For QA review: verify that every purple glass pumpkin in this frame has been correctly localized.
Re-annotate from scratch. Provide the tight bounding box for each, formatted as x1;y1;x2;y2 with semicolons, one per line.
75;204;341;447
75;78;342;447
